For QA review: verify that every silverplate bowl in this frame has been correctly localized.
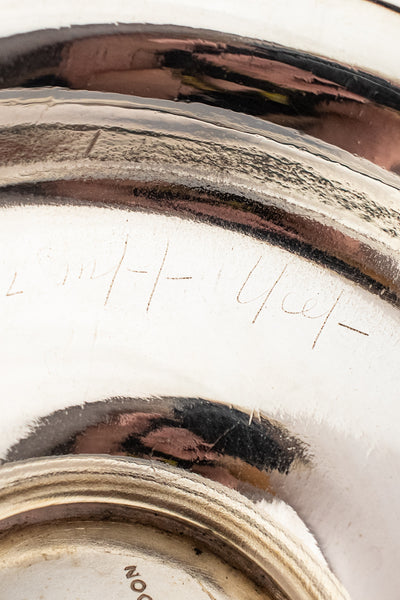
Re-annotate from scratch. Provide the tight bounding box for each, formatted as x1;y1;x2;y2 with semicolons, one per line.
0;8;399;600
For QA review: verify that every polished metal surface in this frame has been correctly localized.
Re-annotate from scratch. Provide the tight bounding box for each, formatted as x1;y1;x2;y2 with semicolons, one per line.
0;25;399;173
0;456;349;600
0;89;399;303
0;10;399;600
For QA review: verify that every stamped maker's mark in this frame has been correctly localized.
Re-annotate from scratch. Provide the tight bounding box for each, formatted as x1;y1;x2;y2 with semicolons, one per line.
125;565;153;600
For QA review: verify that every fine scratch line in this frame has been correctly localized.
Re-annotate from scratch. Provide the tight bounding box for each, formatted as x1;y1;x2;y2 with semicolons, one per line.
84;130;101;157
338;322;369;336
236;256;262;304
147;240;169;312
312;291;343;350
90;260;114;280
209;424;238;450
104;235;129;306
6;272;23;296
252;264;288;324
198;582;218;600
61;264;69;286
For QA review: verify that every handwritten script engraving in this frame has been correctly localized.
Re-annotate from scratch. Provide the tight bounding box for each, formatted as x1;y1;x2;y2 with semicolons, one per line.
6;272;23;296
2;240;370;349
236;257;288;324
236;257;369;349
104;234;129;306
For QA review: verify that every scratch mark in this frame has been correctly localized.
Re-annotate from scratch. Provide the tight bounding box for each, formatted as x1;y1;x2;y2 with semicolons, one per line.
61;264;69;286
84;130;101;157
78;262;94;280
237;258;288;323
198;582;218;600
210;424;238;450
338;322;369;336
236;256;263;304
146;240;169;312
128;269;148;274
281;294;326;319
104;235;129;306
281;292;302;315
6;272;23;296
90;259;114;280
252;264;288;324
312;291;343;350
248;408;254;425
166;276;193;280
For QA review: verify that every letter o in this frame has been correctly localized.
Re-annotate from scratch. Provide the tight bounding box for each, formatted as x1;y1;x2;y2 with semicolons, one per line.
131;579;146;593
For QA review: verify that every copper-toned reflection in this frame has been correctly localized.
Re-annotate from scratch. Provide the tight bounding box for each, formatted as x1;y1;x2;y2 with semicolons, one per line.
0;25;399;173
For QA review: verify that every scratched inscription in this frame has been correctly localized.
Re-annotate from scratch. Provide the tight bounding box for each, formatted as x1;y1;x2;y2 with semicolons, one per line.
236;256;369;349
125;565;152;599
4;237;193;310
3;238;369;349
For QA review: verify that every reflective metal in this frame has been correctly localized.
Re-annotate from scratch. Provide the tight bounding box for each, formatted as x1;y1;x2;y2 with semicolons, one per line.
0;89;398;598
0;89;399;303
0;455;350;600
0;15;399;600
0;25;399;173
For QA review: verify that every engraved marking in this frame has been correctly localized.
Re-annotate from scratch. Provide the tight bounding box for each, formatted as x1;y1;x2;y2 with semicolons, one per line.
125;566;141;579
61;264;69;286
210;424;238;450
237;258;288;323
281;294;326;319
198;581;218;600
78;262;96;280
90;259;114;280
6;272;23;296
128;269;148;274
252;265;288;324
312;291;343;350
104;234;129;306
84;130;101;157
131;580;146;593
124;565;152;599
236;256;262;304
338;322;369;336
166;276;193;280
146;241;169;312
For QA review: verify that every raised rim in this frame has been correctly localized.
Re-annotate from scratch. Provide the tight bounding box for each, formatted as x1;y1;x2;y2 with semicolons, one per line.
0;2;399;85
0;455;350;600
0;89;399;304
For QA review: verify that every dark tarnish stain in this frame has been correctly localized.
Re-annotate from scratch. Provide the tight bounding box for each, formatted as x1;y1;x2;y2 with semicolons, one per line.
4;397;309;490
